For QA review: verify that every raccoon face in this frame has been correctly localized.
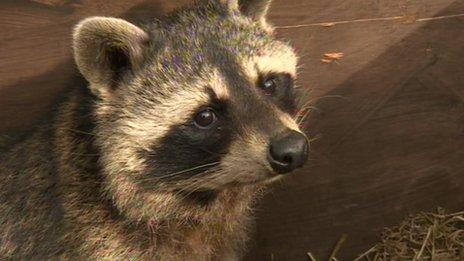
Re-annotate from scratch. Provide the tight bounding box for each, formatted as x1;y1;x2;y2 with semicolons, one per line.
73;0;308;196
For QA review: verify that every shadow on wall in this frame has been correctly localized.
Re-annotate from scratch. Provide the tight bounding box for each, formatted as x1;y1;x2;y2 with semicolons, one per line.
245;0;464;260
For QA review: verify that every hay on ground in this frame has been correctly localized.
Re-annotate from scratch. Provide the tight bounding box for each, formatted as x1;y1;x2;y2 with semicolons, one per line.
355;208;464;261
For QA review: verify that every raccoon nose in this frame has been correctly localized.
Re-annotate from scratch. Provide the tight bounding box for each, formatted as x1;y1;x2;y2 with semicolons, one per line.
268;130;309;174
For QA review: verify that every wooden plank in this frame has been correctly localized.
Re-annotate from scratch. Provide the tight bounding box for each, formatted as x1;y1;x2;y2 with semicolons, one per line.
0;0;188;87
269;0;458;27
245;1;464;259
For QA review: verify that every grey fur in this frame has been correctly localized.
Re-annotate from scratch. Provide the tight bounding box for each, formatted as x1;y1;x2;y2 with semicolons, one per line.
0;0;303;259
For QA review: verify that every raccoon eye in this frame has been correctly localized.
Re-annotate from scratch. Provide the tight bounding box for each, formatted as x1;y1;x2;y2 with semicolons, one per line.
194;108;217;129
260;77;277;95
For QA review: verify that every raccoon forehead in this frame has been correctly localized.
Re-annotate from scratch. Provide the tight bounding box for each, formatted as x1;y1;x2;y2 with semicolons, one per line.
136;65;230;101
242;41;298;79
149;4;273;55
147;36;296;84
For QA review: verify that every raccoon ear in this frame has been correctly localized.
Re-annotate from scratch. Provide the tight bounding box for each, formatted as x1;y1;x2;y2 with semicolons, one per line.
223;0;273;30
73;17;149;96
239;0;272;22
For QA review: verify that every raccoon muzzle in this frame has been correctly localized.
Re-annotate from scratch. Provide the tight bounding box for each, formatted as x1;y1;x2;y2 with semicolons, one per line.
267;130;309;174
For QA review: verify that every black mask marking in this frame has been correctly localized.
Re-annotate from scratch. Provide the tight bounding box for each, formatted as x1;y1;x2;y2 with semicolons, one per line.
203;41;288;137
257;72;296;113
143;92;232;183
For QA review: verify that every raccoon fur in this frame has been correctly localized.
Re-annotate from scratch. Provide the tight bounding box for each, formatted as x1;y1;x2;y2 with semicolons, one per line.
0;0;309;259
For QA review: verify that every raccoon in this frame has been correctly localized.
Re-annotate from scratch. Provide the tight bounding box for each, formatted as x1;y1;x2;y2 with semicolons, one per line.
0;0;309;259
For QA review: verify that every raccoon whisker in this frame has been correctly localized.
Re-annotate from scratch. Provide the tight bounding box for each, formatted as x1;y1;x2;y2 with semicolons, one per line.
294;94;348;125
315;94;348;101
189;168;248;192
294;94;313;115
177;181;225;202
296;107;316;126
307;135;321;144
164;177;216;194
156;162;221;180
175;168;227;195
135;171;203;186
169;172;225;202
294;105;316;119
174;180;213;199
295;109;310;125
294;99;316;118
295;94;347;114
145;149;220;158
175;167;224;187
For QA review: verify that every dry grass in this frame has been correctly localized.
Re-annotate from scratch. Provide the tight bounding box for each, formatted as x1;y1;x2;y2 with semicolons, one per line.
308;234;348;261
306;209;464;261
355;208;464;261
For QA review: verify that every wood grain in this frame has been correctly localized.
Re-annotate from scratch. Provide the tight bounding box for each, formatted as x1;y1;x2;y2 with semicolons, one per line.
1;0;464;259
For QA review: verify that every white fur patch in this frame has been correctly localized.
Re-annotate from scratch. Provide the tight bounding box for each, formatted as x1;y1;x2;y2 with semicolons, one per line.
207;69;230;100
241;42;298;83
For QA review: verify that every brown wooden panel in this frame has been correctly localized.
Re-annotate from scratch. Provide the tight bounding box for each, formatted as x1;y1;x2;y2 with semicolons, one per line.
0;0;190;132
245;1;464;259
269;0;456;26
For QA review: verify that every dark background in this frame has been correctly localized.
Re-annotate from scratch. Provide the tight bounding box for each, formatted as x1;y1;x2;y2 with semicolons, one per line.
1;0;464;259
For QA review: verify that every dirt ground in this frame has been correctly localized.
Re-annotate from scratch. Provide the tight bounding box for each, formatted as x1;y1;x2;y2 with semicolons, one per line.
1;0;464;259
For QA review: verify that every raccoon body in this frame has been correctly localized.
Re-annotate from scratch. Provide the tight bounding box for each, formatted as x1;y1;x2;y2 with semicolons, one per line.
0;0;308;259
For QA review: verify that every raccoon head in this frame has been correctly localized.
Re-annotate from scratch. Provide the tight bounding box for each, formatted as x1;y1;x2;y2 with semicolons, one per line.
73;0;308;217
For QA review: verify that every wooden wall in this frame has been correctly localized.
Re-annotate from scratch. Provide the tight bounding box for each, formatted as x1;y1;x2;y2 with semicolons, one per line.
1;0;464;259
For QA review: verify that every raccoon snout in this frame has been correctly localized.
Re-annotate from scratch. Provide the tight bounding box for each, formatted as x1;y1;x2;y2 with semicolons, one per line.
267;130;309;174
